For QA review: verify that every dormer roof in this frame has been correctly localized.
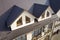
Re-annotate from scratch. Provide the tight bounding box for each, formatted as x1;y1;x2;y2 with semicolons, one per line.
7;5;24;26
29;3;48;18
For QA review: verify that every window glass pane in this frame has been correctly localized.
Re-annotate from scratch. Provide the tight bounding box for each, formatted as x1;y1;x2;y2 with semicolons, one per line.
14;35;27;40
38;28;41;35
17;17;22;26
42;26;45;32
41;13;45;18
32;31;34;37
33;28;42;37
26;16;30;23
47;11;49;17
48;23;53;29
34;29;40;36
21;35;27;40
14;36;21;40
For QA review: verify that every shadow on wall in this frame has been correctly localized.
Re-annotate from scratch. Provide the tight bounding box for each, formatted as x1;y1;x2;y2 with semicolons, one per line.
0;6;13;31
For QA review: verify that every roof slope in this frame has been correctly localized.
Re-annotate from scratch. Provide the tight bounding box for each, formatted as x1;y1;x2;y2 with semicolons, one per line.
7;5;24;26
29;3;48;18
0;14;58;40
0;5;13;31
50;0;60;13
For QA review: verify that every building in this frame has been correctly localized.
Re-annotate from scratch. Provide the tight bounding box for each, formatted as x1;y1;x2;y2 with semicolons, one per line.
6;3;54;31
0;14;58;40
6;5;36;30
0;3;60;40
26;3;55;40
6;3;55;40
49;0;60;13
29;3;54;21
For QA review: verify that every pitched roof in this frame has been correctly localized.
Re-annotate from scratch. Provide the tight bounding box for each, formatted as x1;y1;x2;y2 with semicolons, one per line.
49;0;60;13
0;5;13;31
6;5;24;26
0;14;58;40
29;3;48;18
0;31;11;39
6;4;49;26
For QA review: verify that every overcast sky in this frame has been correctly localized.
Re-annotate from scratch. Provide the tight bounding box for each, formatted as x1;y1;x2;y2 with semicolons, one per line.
0;0;49;14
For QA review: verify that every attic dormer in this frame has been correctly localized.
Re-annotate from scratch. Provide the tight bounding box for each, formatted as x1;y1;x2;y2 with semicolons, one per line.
29;3;54;21
10;11;35;30
6;5;35;30
38;6;54;21
16;15;31;27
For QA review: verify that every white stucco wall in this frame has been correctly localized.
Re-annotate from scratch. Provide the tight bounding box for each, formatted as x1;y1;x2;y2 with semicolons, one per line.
26;31;33;40
10;11;35;30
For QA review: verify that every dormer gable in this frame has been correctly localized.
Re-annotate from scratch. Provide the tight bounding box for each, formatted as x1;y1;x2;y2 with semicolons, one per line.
38;6;55;21
29;3;54;21
10;11;35;30
5;5;35;30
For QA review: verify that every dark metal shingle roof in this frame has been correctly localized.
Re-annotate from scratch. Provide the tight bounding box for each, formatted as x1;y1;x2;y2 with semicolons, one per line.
0;14;58;40
50;0;60;13
33;3;48;18
6;4;48;26
29;3;48;18
7;5;24;26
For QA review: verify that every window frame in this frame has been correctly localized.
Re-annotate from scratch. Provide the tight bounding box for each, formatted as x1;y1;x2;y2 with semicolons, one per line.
47;11;49;17
26;16;30;23
17;17;22;26
41;13;45;18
